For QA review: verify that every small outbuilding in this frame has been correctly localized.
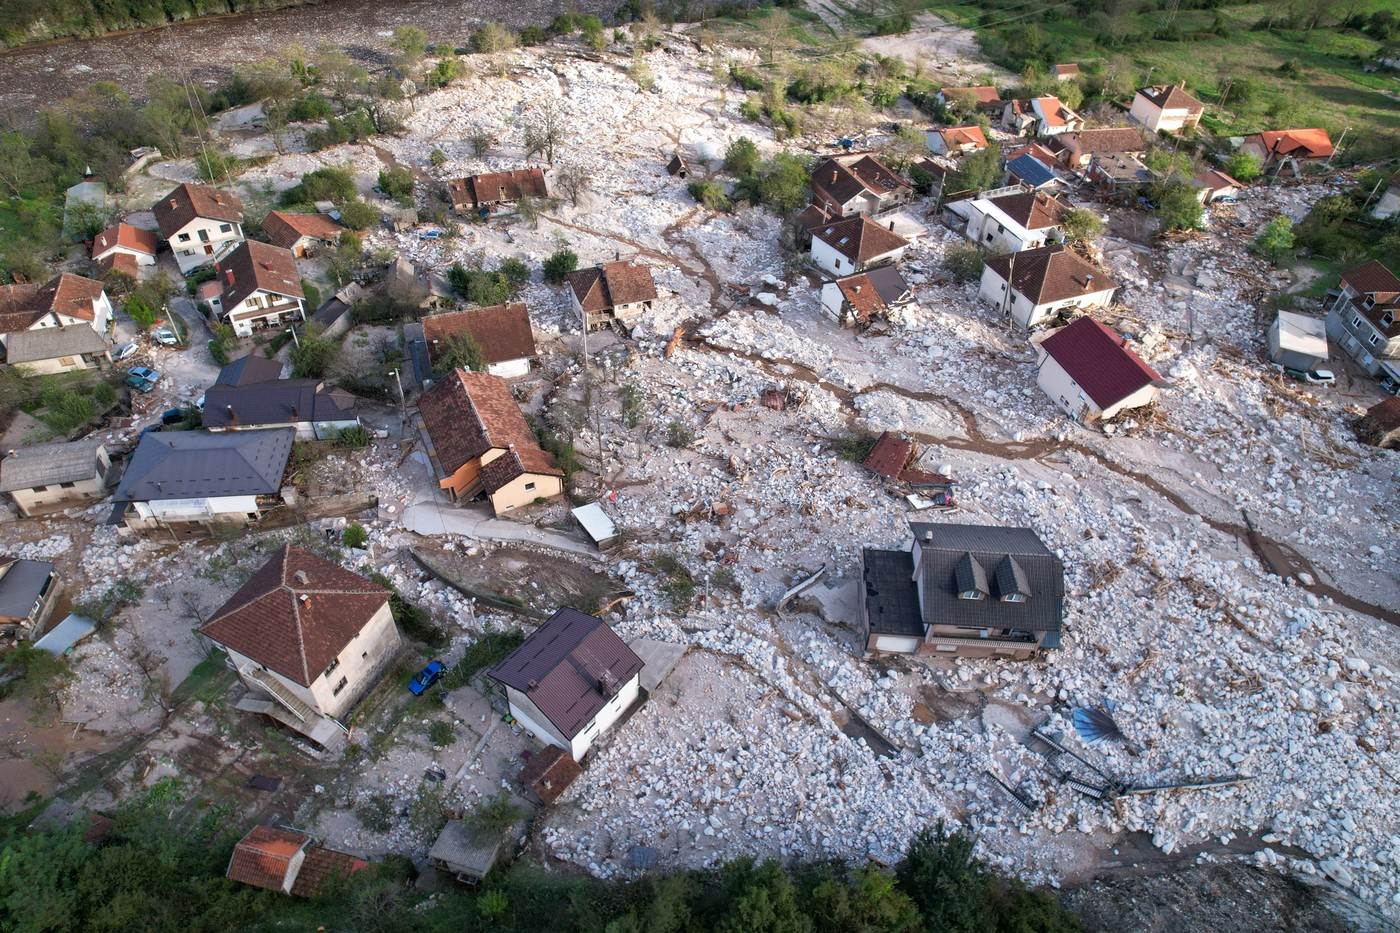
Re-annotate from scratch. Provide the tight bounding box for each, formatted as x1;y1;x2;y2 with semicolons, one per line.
571;502;620;550
1268;311;1329;372
428;818;525;884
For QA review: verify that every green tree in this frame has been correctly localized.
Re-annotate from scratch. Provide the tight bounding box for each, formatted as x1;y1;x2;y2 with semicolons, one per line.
285;166;357;205
725;137;761;177
688;179;732;211
289;334;338;378
944;244;984;283
433;332;486;375
896;823;989;932
543;247;579;284
1154;179;1204;232
390;25;429;70
499;258;530;289
338;199;380;231
1252;215;1295;265
377;165;415;204
343;523;368;548
1224;149;1262;182
755;153;811;213
949;142;1002;194
1060;207;1105;246
471;22;518;53
123;291;160;330
717;859;809;933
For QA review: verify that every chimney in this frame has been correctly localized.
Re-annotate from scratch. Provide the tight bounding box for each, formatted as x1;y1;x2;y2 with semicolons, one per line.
831;170;838;184
923;528;933;541
225;404;237;425
293;570;309;585
225;270;235;285
290;404;299;420
527;679;538;690
888;220;895;231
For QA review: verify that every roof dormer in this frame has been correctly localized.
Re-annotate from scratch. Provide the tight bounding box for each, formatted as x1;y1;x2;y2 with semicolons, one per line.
954;552;989;600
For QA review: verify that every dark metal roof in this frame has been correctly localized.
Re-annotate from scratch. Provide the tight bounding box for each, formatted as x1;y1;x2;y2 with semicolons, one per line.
202;380;357;429
1006;153;1057;188
489;608;643;740
861;548;924;638
216;353;284;387
909;524;1064;632
0;558;55;619
114;428;293;502
954;552;989;597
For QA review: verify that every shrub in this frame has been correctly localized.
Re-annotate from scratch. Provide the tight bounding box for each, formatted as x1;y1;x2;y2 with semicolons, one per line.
519;25;548;45
428;148;448;167
471;22;517;54
441;630;525;691
1224;149;1262;183
355;793;394;832
433;331;486;375
837;431;878;462
468;791;522;837
289;334;338;378
729;63;764;91
688;179;732;211
944;243;984;283
1154;180;1204;232
724;136;761;177
427;720;456;747
499;257;530;288
338;199;380;230
753;153;810;213
343;523;368;549
1252;215;1295;265
1060;207;1104;246
425;57;465;89
123;291;160;330
283;166;357;205
377;165;415;204
666;419;695;448
652;552;696;609
543;247;579;284
337;425;370;447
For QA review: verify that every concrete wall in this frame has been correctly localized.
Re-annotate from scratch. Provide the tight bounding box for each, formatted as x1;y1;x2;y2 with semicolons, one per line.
125;494;263;534
13;352;104;376
967;205;1051;254
488;471;563;516
305;602;400;719
170;218;244;273
486;357;531;380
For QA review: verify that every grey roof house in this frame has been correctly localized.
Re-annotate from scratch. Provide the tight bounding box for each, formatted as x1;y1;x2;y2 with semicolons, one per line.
113;428;293;537
203;354;359;440
862;523;1065;660
0;438;112;517
0;557;62;640
4;325;111;375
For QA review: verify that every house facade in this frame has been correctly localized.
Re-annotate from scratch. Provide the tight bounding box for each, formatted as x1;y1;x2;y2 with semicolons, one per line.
418;369;564;516
1045;128;1148;170
1129;85;1205;134
113;428;293;537
926;125;987;156
862;523;1064;660
565;261;658;331
958;190;1067;253
1000;97;1082;137
0;273;113;351
820;266;912;326
979;245;1117;328
489;607;644;760
214;240;307;338
261;211;344;258
1325;260;1400;375
202;545;402;739
422;302;537;379
1035;316;1161;423
154;183;245;274
0;439;111;517
809;215;910;277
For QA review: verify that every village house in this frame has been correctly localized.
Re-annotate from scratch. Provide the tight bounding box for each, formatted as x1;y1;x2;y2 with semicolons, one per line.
418;369;564;516
446;168;548;214
4;326;112;375
227;826;369;897
937;85;1003;113
1000;96;1083;137
0;557;62;641
1358;397;1400;450
422;302;537;379
1268;311;1330;373
90;223;159;277
489;607;644;761
0;273;113;348
808;215;910;277
809;154;913;217
153;182;245;274
1050;63;1080;81
201;353;359;440
1129;84;1205;134
911;158;951;203
1240;129;1335;177
1086;152;1154;192
820;266;913;327
1045;128;1148;170
112;428;293;538
210;240;307;338
1193;168;1246;204
1035;316;1162;423
565;260;659;331
1004;151;1061;192
666;152;690;178
956;189;1068;253
201;545;402;741
861;522;1064;660
1370;171;1400;220
979;244;1117;328
1325;260;1400;375
260;211;344;258
0;438;111;517
926;125;987;156
861;432;953;490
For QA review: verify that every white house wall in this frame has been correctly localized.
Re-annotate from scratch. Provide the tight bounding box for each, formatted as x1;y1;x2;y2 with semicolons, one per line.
304;603;400;719
811;237;856;277
486;357;531;380
569;673;641;759
169;218;244;274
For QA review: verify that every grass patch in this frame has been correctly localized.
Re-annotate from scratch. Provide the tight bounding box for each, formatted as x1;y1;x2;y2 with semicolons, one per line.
440;629;525;692
170;651;234;706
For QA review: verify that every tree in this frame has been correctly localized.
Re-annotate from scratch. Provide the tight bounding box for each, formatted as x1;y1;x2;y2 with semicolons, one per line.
948;142;1002;194
944;244;983;283
1060;207;1105;246
471;22;517;53
689;179;732;211
338;199;380;231
468;128;496;156
343;523;368;548
285;166;357;205
1253;215;1295;265
0;131;44;197
290;334;338;378
543;247;579;284
499;258;530;288
1224;149;1262;182
896;823;989;932
724;137;761;178
1154;180;1204;233
523;97;565;164
390;25;428;71
124;291;160;330
554;161;589;207
433;332;486;375
378;165;415;203
755;153;810;213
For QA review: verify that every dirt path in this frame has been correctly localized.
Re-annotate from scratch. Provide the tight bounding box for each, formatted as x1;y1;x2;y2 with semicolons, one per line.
683;334;1400;629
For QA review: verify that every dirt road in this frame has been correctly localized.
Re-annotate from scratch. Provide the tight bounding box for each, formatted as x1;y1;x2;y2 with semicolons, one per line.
0;0;607;121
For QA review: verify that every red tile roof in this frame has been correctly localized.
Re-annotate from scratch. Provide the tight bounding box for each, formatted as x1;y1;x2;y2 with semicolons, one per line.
423;303;537;367
1040;316;1161;410
289;844;370;898
446;168;548;211
1248;129;1334;160
200;545;390;687
418;369;562;479
261;211;344;250
985;244;1115;305
565;261;658;313
92;223;158;259
0;273;106;334
216;240;304;311
934;125;987;149
1138;84;1205;114
863;431;913;479
1051;63;1080;77
489;607;644;740
1341;260;1400;300
103;252;141;278
811;215;909;263
941;86;1002;105
153;183;243;238
227;826;307;891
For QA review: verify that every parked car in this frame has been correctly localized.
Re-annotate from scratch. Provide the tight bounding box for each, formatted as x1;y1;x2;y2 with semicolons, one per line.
408;660;446;695
1282;367;1335;386
112;341;139;361
125;366;162;393
418;229;442;240
160;408;185;426
152;326;179;346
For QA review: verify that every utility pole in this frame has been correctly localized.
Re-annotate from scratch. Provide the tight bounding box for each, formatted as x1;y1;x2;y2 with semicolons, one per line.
388;367;406;436
286;325;300;348
1325;127;1350;169
580;303;605;477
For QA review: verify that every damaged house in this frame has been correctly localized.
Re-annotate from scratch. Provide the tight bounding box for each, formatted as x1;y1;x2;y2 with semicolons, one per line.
207;240;307;338
862;523;1064;660
979;244;1117;328
809;216;910;277
809;154;913;218
566;260;658;332
954;190;1068;254
447;168;549;214
820;266;912;327
423;302;537;379
1035;316;1162;424
202;353;359;440
154;182;245;274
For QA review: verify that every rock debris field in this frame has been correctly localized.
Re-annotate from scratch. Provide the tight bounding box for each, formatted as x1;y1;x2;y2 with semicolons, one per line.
26;33;1399;919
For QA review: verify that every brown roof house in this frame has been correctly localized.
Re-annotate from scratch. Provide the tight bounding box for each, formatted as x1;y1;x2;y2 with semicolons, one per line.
153;182;245;274
0;438;112;517
1035;316;1162;424
979;244;1117;328
418;369;564;516
820;266;913;327
1050;63;1080;81
202;353;360;440
91;223;159;272
423;303;537;379
925;125;988;157
261;211;344;257
1358;397;1400;450
211;240;306;338
0;273;113;347
956;189;1068;253
489;607;645;761
201;545;402;744
1325;259;1400;376
1192;168;1246;204
862;432;953;490
810;154;913;218
565;260;659;332
809;215;910;277
862;522;1064;660
227;826;369;897
1240;129;1334;177
1129;84;1205;134
1045;128;1148;170
447;168;548;215
936;86;1004;112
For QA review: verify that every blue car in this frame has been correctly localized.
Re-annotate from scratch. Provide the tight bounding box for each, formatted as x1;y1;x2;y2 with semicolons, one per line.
409;660;446;695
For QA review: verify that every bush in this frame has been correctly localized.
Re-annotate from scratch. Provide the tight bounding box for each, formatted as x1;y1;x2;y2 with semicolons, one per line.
447;263;513;306
432;331;486;375
428;148;448;166
729;63;764;91
1252;215;1295;265
283;166;357;206
471;21;518;53
666;420;695;448
688;179;732;211
338;198;380;231
377;166;415;204
467;791;521;837
652;552;696;609
355;793;394;832
343;523;368;549
124;291;160;330
289;334;339;378
1060;207;1104;246
752;153;810;213
368;572;446;647
944;243;984;283
499;257;530;288
337;425;370;447
1154;180;1205;233
1224;149;1262;183
543;247;579;284
427;720;456;747
724;136;761;177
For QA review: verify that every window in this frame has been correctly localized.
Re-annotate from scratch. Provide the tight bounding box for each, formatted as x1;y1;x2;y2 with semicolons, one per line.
197;229;210;242
524;482;536;491
178;233;190;242
324;657;340;678
1002;592;1026;603
1369;333;1381;346
959;590;984;601
33;485;47;492
1352;315;1363;329
219;223;232;233
332;676;349;695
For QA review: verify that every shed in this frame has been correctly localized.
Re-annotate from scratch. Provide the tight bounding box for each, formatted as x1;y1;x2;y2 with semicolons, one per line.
32;614;98;655
1268;311;1328;371
666;153;690;178
428;819;523;883
571;502;619;550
